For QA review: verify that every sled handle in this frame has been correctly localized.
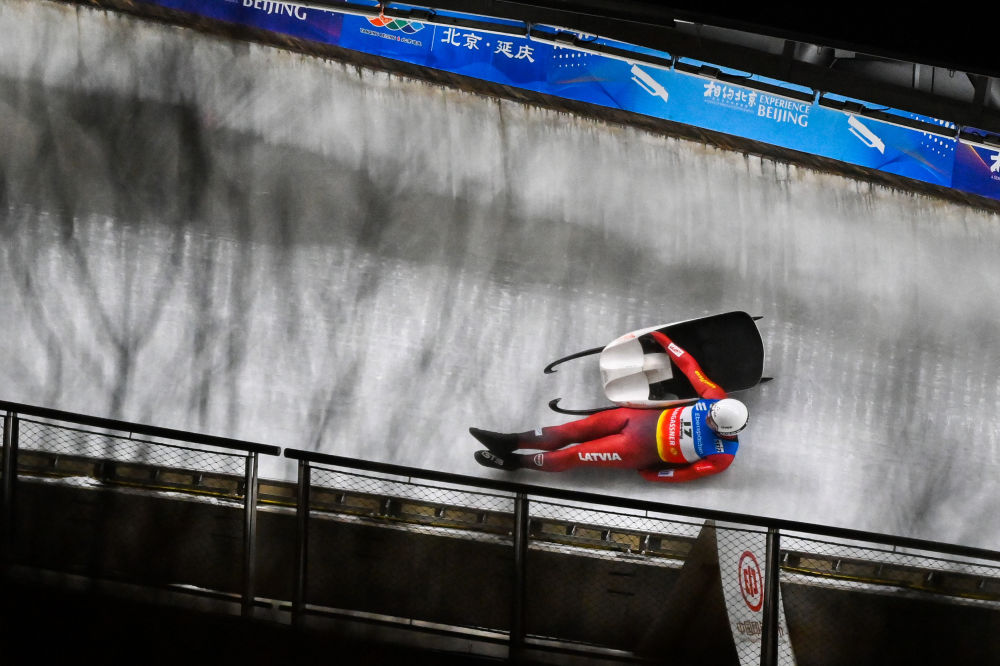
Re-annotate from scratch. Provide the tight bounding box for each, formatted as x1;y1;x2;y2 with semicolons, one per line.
547;398;617;415
543;346;605;374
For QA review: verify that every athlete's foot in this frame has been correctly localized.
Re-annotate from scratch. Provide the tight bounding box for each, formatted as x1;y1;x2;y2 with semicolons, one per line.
469;427;520;455
474;449;521;471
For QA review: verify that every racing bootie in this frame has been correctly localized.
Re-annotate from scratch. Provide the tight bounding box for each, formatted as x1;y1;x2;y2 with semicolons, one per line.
474;449;521;471
469;427;520;455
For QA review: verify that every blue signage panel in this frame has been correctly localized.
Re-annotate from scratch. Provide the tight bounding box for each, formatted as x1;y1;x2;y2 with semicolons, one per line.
138;0;999;203
808;112;956;187
953;143;1000;199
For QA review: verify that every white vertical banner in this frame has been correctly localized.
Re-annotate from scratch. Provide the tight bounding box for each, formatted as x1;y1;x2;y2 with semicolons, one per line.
717;522;796;665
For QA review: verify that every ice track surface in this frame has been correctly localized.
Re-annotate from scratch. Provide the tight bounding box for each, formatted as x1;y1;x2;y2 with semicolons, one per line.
0;0;999;549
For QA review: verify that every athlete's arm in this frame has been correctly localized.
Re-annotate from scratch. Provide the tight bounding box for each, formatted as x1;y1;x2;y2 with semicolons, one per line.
649;330;727;399
638;454;734;483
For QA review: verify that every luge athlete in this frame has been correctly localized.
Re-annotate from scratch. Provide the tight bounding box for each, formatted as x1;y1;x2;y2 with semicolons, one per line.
470;330;748;482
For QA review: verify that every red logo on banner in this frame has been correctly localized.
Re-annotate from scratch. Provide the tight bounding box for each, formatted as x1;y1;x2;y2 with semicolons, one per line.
738;550;763;612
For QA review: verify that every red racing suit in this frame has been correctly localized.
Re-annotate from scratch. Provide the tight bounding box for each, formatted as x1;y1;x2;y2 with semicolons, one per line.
512;331;737;482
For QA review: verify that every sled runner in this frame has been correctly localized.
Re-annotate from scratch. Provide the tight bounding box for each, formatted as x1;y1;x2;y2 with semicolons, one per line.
545;311;767;415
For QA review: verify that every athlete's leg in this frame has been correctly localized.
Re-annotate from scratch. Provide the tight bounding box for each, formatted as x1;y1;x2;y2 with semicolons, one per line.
515;432;659;472
472;407;663;473
471;409;633;455
518;409;632;451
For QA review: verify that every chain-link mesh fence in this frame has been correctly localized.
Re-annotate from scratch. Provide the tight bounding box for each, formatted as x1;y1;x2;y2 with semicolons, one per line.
301;464;518;635
18;418;248;477
293;466;801;662
7;413;258;598
523;499;701;655
5;406;1000;664
1;412;9;487
289;461;1000;664
779;533;1000;665
1;412;11;563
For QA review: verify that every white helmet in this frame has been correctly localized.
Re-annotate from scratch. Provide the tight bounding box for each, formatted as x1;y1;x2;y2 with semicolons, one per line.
708;399;749;436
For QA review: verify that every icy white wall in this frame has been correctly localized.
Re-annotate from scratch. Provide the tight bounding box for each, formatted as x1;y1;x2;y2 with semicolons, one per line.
1;0;999;549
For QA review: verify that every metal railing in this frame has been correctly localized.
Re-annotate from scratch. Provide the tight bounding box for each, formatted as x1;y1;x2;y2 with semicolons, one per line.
282;449;1000;665
0;400;280;617
4;399;1000;664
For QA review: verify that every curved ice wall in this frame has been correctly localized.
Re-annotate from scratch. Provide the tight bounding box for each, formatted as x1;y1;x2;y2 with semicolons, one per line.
1;0;999;549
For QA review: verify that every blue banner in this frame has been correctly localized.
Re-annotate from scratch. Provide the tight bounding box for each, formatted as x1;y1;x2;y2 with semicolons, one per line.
953;142;1000;199
140;0;1000;203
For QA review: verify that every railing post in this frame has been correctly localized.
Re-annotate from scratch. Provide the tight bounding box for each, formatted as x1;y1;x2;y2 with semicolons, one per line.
510;492;529;662
293;459;311;627
1;411;19;568
760;527;781;666
242;451;259;618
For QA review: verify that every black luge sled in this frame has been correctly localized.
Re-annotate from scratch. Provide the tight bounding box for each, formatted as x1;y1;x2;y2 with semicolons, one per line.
546;311;767;415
